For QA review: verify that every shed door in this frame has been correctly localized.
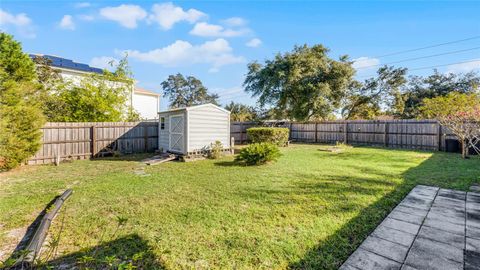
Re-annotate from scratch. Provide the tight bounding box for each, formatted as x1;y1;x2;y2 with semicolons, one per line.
169;114;184;153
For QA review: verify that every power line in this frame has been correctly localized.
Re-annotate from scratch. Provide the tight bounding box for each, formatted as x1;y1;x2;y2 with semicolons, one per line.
217;91;247;98
352;35;480;61
357;58;480;79
409;58;480;71
218;93;252;101
356;47;480;69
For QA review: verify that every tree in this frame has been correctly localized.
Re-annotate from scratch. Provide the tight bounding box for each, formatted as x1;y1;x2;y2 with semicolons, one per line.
31;55;69;121
342;66;407;119
225;102;259;122
161;73;219;108
244;44;355;121
0;33;45;170
421;92;480;158
49;56;138;122
401;71;480;118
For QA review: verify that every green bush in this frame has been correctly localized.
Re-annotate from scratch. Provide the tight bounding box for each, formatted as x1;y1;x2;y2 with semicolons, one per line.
235;143;282;165
0;33;45;171
247;127;289;146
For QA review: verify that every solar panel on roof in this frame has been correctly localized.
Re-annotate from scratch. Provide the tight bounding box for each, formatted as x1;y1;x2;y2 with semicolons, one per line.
29;54;105;74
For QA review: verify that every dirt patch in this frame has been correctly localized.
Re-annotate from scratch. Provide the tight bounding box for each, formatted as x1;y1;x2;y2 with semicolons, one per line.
0;226;27;261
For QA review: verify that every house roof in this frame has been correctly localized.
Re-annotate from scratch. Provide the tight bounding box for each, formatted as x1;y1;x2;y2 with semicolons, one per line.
158;103;230;114
135;87;160;97
29;54;103;74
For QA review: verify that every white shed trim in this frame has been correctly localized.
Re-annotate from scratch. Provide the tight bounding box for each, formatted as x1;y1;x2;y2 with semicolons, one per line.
157;103;230;115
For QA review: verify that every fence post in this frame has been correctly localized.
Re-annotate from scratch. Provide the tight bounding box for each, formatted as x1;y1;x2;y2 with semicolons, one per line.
239;122;244;144
91;125;96;158
437;123;442;151
315;122;318;143
289;122;293;141
384;122;389;147
343;121;348;144
144;124;149;152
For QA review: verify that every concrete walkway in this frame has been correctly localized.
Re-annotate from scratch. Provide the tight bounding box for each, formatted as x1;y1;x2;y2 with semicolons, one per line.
340;185;480;270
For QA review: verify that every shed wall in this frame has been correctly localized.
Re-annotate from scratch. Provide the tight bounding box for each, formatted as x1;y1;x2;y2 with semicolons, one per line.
187;106;230;152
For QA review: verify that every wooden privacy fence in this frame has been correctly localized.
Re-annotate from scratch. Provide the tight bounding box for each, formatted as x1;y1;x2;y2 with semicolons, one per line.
231;119;456;151
29;122;158;165
31;119;458;165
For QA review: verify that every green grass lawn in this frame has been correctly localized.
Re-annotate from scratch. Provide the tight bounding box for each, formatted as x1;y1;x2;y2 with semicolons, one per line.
1;144;479;269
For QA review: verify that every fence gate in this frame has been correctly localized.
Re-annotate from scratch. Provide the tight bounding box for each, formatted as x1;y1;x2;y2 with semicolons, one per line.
169;115;185;153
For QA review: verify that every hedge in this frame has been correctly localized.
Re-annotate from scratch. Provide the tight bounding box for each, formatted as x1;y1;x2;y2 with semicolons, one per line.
247;127;289;146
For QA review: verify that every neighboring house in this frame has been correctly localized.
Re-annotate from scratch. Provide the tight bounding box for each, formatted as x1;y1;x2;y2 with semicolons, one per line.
30;54;160;119
131;87;161;119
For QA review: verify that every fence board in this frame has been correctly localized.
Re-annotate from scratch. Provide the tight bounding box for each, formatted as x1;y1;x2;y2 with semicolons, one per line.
30;119;459;165
28;122;159;165
231;120;455;151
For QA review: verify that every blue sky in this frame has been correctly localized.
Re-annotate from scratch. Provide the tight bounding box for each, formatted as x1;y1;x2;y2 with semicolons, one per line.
1;1;479;110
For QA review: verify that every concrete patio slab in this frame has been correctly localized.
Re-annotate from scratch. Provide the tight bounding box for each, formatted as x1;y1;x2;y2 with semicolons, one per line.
417;225;464;249
360;236;410;263
339;186;480;270
371;226;416;247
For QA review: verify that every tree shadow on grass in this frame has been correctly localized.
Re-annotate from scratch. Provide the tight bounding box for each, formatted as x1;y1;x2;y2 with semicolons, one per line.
44;234;165;269
287;151;480;269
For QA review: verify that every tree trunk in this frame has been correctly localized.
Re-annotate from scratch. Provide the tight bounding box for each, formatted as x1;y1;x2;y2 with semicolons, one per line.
462;139;469;159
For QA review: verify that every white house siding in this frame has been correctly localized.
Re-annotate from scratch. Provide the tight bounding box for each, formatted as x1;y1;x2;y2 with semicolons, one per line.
187;105;230;152
132;93;159;119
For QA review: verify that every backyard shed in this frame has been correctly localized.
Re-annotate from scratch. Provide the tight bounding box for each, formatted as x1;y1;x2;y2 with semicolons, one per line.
157;103;231;156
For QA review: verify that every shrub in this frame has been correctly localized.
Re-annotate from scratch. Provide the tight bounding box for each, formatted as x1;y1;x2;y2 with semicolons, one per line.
208;140;223;159
0;33;45;171
247;127;289;146
235;143;282;165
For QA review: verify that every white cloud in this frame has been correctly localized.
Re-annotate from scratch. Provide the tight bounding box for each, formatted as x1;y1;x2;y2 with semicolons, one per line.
78;14;94;21
190;22;249;37
148;2;206;30
100;4;147;29
222;17;247;27
59;15;75;30
90;56;118;69
121;38;245;71
352;57;380;69
74;2;91;8
0;9;35;38
446;59;480;74
246;38;262;48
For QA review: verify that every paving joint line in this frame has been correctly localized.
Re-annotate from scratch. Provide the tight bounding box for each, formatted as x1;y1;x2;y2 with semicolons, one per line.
400;187;440;269
356;247;404;265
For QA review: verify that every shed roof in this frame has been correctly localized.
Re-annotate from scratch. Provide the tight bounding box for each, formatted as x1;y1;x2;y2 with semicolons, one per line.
158;103;230;114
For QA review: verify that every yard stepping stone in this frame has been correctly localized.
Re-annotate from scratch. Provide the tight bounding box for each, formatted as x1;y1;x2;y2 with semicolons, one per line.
133;164;151;177
340;185;480;270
